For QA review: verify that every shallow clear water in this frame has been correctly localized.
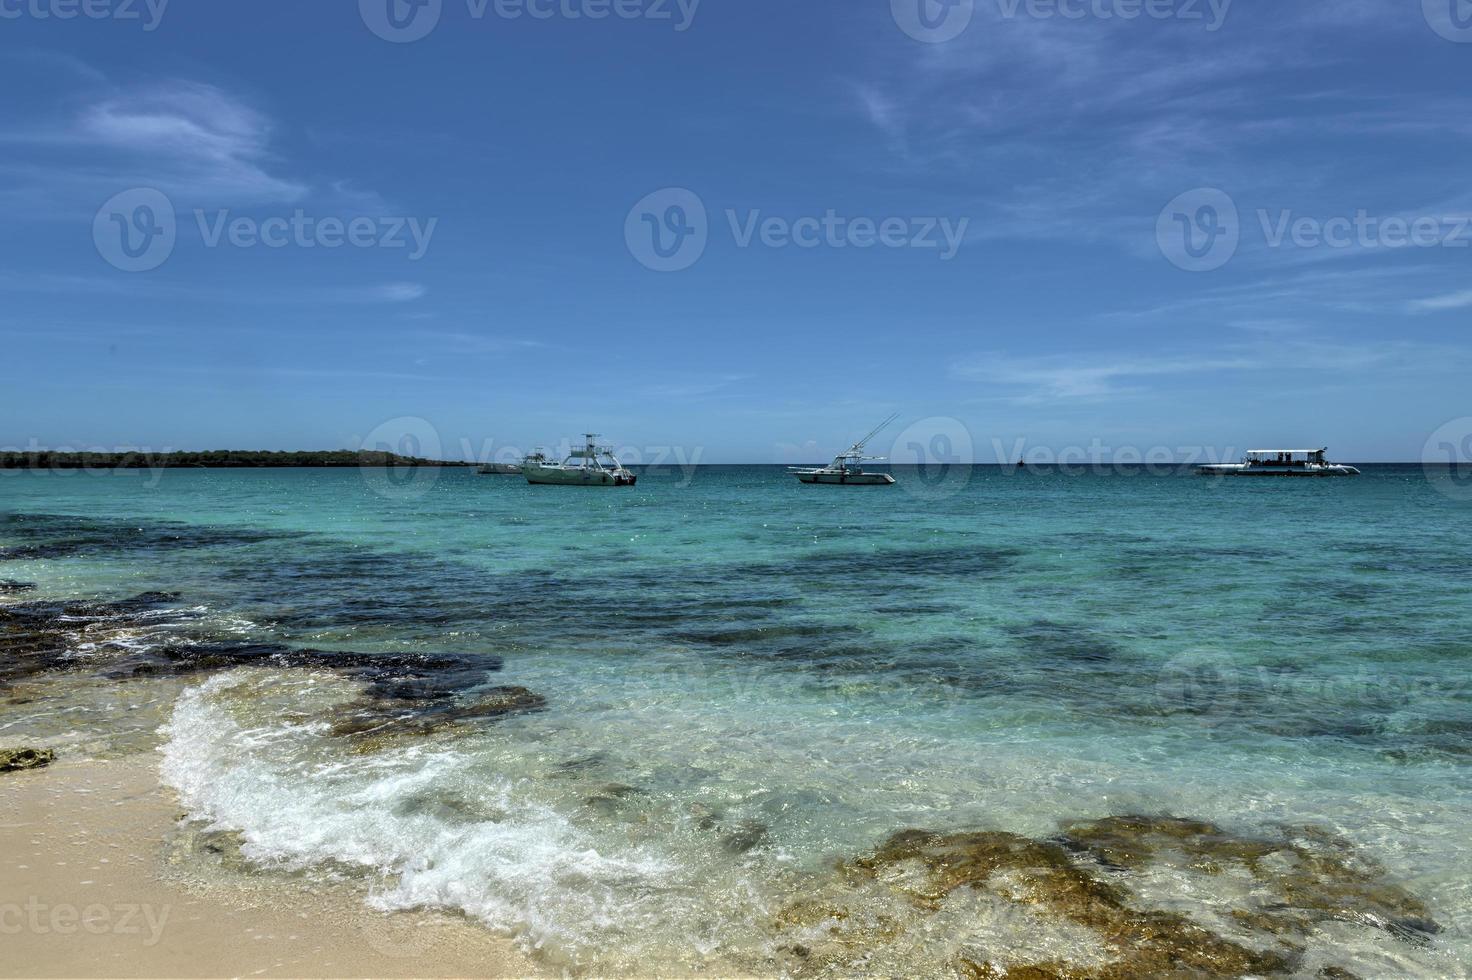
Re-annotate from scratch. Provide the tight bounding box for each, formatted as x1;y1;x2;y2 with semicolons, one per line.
3;465;1470;976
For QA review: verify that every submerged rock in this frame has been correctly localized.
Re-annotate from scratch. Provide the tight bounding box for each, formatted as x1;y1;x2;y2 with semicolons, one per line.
0;746;55;773
719;818;771;855
0;590;197;688
551;753;608;777
331;685;545;742
0;579;35;594
1058;814;1440;947
857;827;1294;977
774;814;1429;978
583;782;648;817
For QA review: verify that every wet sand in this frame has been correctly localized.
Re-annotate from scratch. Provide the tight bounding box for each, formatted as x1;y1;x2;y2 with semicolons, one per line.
0;755;544;979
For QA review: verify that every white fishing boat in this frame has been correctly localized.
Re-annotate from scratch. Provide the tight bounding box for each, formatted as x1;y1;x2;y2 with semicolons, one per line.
523;435;637;487
790;415;898;486
1197;448;1360;477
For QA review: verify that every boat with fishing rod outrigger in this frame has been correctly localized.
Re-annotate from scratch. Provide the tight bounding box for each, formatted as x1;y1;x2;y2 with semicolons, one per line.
523;434;637;486
790;415;899;486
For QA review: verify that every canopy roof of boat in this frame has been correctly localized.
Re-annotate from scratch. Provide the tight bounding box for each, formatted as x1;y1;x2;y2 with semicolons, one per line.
1246;448;1327;454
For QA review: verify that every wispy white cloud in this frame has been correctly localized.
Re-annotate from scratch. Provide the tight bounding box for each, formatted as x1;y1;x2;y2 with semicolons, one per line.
0;273;427;307
639;373;751;400
953;336;1466;404
853;83;906;153
953;350;1256;401
849;1;1472;267
410;331;546;355
367;282;427;303
1099;264;1451;326
3;74;308;207
1408;288;1472;313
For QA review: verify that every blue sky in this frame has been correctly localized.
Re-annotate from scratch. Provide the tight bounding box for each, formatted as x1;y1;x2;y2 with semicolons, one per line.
2;0;1470;462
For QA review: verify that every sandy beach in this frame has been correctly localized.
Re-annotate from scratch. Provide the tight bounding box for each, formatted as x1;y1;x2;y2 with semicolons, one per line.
0;755;543;979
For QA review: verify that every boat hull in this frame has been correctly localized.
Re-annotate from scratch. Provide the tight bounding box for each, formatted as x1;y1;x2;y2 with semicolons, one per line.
1196;465;1360;477
524;465;636;487
795;472;895;485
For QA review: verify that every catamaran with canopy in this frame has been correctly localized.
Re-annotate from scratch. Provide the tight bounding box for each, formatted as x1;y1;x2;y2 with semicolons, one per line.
1197;448;1360;477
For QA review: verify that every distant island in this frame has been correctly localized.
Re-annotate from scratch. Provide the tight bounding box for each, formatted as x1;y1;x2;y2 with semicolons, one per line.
0;450;476;469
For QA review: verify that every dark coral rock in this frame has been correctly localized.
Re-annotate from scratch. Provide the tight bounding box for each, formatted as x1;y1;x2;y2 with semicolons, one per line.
0;747;55;773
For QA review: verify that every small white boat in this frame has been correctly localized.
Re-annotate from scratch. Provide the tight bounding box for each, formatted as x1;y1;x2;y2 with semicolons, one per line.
790;415;898;486
523;435;637;487
1197;448;1360;477
476;462;522;475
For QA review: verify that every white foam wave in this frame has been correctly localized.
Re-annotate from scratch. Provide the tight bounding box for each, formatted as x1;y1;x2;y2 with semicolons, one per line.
159;672;676;963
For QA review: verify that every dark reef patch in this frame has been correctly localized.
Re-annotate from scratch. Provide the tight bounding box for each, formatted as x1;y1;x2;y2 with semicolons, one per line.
1009;620;1120;665
738;544;1024;584
0;589;537;746
0;589;194;688
0;512;296;562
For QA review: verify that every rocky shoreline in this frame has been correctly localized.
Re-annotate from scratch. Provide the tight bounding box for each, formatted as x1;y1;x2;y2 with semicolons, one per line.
0;585;1451;978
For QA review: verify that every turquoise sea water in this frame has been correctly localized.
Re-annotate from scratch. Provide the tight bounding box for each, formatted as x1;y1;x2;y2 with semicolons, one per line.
2;465;1470;975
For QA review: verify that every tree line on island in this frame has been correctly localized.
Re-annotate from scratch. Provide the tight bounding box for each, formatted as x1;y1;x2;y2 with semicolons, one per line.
0;450;474;469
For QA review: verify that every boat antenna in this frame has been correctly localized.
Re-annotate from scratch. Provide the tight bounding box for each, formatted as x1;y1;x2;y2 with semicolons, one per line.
849;413;900;454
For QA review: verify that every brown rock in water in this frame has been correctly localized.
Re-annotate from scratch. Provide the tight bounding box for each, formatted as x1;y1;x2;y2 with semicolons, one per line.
1059;814;1440;947
331;685;547;741
853;827;1297;978
0;747;55;773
